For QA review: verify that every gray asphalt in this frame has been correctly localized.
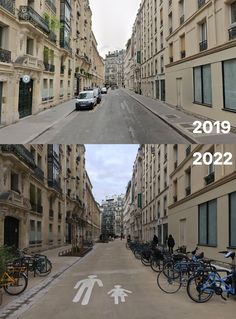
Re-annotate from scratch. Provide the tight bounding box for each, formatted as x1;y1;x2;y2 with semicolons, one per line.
32;89;188;144
18;240;236;319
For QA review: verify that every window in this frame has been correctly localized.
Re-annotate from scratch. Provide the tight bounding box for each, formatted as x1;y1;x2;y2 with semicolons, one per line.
231;1;236;24
223;59;236;111
194;65;212;105
199;199;217;246
11;172;19;192
26;37;34;55
229;192;236;247
30;220;36;244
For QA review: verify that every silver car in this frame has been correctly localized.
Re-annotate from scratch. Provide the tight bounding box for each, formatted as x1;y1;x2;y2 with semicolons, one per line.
75;91;97;110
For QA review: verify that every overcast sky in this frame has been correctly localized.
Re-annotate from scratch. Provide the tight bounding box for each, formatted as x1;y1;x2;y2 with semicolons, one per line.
90;0;141;57
85;145;139;204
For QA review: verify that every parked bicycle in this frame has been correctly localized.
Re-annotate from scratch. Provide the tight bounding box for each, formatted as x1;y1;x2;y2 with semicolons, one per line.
13;249;52;277
0;265;28;295
187;250;236;303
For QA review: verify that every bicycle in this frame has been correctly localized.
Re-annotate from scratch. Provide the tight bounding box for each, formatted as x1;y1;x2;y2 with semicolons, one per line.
13;249;52;277
187;251;236;303
0;265;28;295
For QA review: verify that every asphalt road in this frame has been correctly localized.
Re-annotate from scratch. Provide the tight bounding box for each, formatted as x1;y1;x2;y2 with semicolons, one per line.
32;89;188;144
17;241;235;319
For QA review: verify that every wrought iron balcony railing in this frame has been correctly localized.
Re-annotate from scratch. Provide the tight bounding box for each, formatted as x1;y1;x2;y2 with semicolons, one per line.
0;0;15;14
44;62;55;72
34;167;44;182
1;145;36;168
229;26;236;41
18;6;50;35
45;0;56;14
0;48;11;63
199;40;208;52
48;30;57;44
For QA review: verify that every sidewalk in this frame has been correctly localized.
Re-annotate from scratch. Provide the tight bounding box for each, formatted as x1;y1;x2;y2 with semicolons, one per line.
123;89;236;143
0;244;81;314
0;99;75;144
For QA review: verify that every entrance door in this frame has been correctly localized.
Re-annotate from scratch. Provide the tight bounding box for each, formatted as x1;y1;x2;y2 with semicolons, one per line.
160;80;165;101
163;223;168;246
4;216;19;248
18;79;33;118
176;78;182;108
0;82;3;123
155;80;159;100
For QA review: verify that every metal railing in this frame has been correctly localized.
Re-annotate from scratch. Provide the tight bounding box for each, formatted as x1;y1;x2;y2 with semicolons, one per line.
0;145;36;168
0;48;11;63
0;0;15;14
18;6;50;35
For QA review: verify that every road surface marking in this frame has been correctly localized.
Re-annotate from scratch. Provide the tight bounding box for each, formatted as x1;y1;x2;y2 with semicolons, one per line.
107;285;132;305
73;275;103;305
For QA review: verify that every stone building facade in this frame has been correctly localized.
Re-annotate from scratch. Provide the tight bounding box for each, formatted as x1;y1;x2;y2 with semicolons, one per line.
123;143;236;262
125;0;236;126
0;144;100;251
104;50;125;87
0;0;104;126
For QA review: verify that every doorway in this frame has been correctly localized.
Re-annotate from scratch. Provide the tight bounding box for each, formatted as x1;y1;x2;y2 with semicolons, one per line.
176;78;182;108
18;79;33;118
0;82;2;124
4;216;19;248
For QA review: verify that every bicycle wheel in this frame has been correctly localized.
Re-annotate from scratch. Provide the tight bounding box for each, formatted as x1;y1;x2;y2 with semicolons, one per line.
35;258;52;276
4;272;28;295
151;259;164;273
187;274;214;303
163;261;180;280
134;250;142;260
157;269;182;294
141;255;151;266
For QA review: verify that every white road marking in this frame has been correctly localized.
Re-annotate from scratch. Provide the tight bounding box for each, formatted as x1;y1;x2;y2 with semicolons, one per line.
107;285;132;305
73;275;103;305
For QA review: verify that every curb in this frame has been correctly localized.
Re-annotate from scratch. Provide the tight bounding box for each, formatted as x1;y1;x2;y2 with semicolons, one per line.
123;89;199;144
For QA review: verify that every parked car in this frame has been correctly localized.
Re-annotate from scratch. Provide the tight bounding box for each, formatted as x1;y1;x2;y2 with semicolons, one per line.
93;88;102;104
75;91;97;110
101;87;107;94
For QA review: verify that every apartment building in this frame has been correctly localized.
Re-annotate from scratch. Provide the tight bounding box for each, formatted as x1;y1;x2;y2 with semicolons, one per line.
141;144;170;243
168;144;236;262
0;0;104;126
125;0;236;125
84;171;101;242
101;195;125;237
165;0;236;126
124;39;133;90
0;144;100;251
104;50;125;87
123;181;132;238
91;32;105;88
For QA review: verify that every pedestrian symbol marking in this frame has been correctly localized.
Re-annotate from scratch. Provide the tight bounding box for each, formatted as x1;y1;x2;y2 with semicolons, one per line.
107;285;132;305
73;275;103;305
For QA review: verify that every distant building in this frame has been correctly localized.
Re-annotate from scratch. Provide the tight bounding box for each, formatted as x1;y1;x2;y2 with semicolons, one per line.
101;195;125;236
104;50;125;87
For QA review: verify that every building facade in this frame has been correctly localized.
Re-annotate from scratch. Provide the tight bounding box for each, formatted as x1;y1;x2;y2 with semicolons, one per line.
0;144;100;251
101;195;125;237
0;0;104;126
104;50;125;87
125;0;236;126
123;143;236;262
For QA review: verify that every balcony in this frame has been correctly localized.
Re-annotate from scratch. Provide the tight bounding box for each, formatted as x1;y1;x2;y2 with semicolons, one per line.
229;26;236;40
34;167;44;182
185;186;191;196
204;172;215;185
0;0;15;15
48;30;57;44
199;40;208;52
44;62;55;72
18;6;50;35
31;203;43;214
1;145;36;169
0;48;11;63
45;0;56;14
198;0;206;9
48;180;62;194
49;209;54;219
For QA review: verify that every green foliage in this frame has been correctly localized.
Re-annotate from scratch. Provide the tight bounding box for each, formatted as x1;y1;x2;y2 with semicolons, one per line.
43;13;61;31
0;246;14;275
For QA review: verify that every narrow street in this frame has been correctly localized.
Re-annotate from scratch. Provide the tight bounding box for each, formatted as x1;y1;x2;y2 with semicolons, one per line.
3;241;235;319
30;89;189;144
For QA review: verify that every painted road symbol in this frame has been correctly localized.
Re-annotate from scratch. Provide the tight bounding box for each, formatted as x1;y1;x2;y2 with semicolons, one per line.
73;275;103;305
107;285;132;305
